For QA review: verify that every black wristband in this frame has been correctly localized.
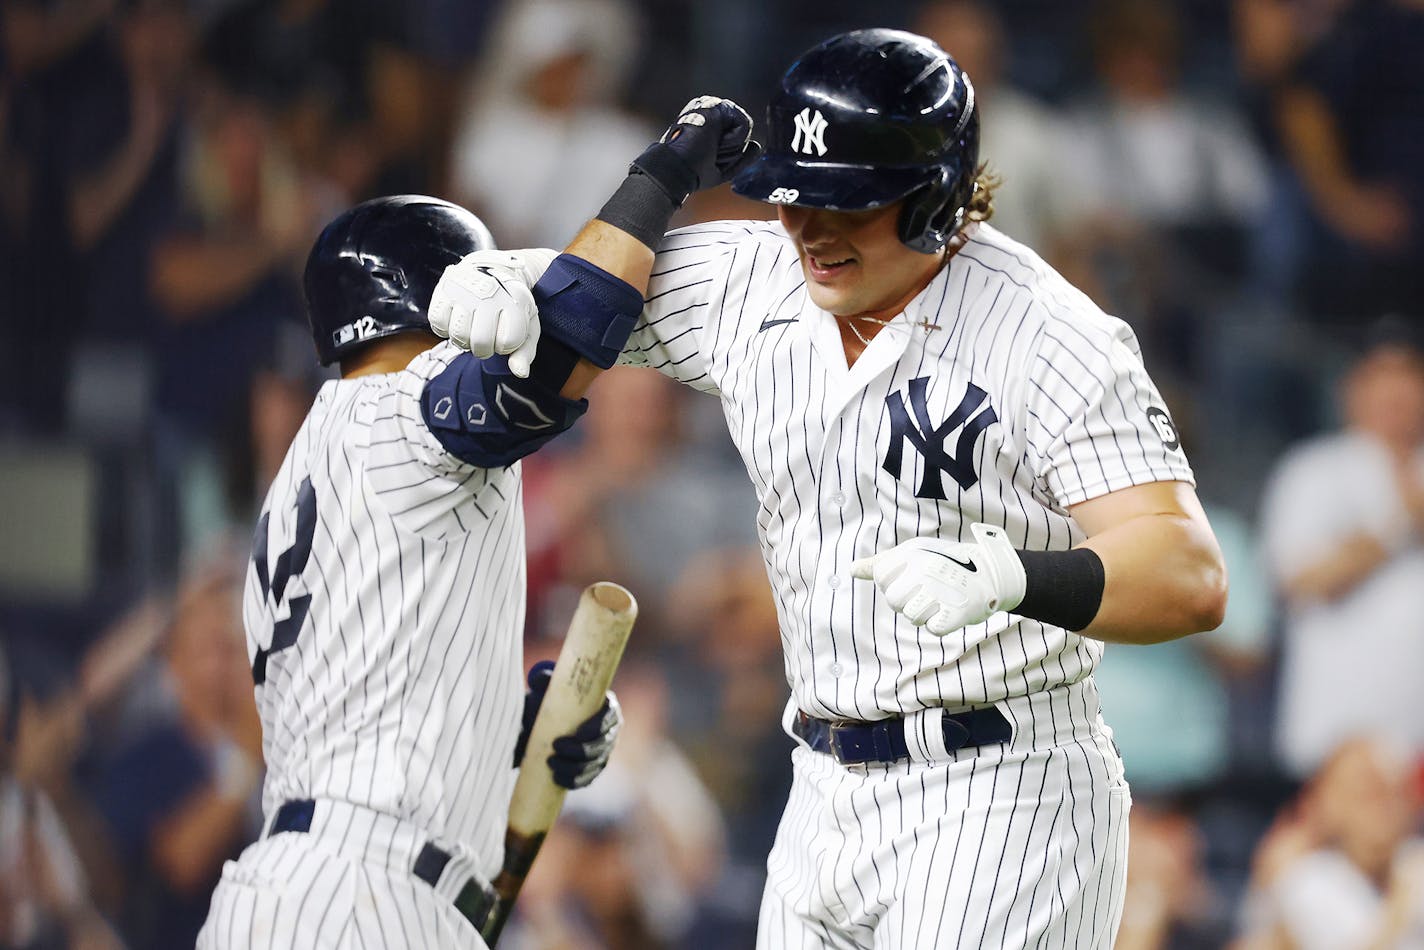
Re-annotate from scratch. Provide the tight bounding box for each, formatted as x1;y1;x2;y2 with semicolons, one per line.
594;171;681;251
526;334;582;391
1014;548;1105;632
630;141;700;203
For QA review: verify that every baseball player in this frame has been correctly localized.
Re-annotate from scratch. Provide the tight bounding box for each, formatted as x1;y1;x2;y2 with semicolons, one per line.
431;29;1227;949
197;196;628;950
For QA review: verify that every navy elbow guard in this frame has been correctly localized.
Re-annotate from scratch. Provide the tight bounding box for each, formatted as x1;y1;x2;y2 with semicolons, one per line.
533;254;644;370
421;354;587;468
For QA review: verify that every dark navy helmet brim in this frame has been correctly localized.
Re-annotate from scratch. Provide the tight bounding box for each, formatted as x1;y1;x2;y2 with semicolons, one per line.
732;155;934;211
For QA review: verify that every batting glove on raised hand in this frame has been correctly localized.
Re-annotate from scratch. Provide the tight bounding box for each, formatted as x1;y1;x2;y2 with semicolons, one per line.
634;96;762;203
514;660;623;790
850;524;1028;636
428;248;558;378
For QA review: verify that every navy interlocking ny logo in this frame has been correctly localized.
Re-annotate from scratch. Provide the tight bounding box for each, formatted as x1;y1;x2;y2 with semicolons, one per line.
883;377;998;500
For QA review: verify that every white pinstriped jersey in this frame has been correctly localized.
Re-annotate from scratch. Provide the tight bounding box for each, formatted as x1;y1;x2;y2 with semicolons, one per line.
621;221;1193;721
244;341;523;881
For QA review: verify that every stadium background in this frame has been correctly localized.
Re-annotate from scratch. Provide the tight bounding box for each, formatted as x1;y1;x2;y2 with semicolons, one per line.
2;0;1422;946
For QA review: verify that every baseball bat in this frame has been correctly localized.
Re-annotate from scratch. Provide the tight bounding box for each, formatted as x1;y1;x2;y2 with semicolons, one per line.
479;581;638;945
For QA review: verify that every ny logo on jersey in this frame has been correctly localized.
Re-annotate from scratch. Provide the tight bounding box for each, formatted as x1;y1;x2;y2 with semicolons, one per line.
791;108;828;156
883;378;998;500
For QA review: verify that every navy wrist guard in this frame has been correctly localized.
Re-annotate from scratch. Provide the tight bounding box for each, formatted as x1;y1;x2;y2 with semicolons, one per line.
532;254;644;369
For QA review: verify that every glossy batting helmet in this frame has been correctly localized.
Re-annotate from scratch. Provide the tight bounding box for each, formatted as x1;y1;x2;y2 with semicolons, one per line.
304;195;495;365
732;28;980;254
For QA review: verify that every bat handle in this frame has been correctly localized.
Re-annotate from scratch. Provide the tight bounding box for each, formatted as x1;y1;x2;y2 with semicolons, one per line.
479;829;544;944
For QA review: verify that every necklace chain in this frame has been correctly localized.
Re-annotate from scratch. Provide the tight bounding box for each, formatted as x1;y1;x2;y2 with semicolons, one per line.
844;313;907;347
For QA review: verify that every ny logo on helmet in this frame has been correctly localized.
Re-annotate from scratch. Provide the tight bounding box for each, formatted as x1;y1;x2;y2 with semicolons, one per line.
792;108;828;156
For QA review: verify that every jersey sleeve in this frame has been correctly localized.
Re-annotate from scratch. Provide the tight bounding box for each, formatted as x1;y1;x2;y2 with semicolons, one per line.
1024;318;1195;508
616;223;750;395
363;342;518;539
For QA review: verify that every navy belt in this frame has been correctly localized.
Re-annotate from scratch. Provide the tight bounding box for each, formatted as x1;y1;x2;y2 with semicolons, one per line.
793;707;1011;765
271;799;497;931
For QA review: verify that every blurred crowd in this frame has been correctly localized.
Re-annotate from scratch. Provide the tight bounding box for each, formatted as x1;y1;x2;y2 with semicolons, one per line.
1;0;1422;947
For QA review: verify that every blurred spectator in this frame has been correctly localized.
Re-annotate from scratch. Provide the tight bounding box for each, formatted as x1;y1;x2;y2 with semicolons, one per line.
94;568;262;949
1095;496;1272;795
1234;737;1424;949
1117;804;1228;950
447;0;656;248
0;639;124;950
1064;0;1269;235
664;546;790;946
912;0;1080;256
507;661;726;949
1259;323;1424;778
1268;0;1424;323
522;366;757;643
1058;0;1270;377
145;83;335;555
1231;0;1352;306
1;0;130;429
1096;387;1274;796
199;0;441;198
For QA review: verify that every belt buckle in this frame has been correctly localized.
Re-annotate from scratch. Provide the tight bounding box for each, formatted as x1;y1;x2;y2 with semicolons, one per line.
941;714;972;750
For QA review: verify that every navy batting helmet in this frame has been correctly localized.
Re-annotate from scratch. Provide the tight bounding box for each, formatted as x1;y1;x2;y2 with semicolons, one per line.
732;28;980;253
303;195;495;366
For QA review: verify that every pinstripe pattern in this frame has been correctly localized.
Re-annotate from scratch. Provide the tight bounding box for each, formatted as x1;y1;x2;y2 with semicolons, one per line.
619;221;1177;946
203;341;521;946
623;221;1192;717
758;683;1129;948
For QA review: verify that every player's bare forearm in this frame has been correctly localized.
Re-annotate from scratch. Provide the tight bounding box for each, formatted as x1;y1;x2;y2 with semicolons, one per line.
566;220;657;292
1071;481;1228;644
553;221;656;400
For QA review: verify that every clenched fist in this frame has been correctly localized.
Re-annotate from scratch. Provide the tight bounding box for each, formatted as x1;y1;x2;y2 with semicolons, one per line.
428;248;558;377
851;524;1027;636
650;95;762;195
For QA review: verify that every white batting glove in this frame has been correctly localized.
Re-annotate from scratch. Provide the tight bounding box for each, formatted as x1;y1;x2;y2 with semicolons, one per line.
850;524;1027;636
428;248;558;377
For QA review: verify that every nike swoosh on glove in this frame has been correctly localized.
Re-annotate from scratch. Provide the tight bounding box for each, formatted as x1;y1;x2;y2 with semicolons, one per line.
850;523;1027;636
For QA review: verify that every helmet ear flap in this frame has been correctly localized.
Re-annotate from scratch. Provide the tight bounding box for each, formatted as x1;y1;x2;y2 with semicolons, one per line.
898;167;956;254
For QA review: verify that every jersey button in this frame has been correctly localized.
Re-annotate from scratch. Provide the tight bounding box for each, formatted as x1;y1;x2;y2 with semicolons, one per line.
827;575;842;590
829;491;847;507
829;663;843;676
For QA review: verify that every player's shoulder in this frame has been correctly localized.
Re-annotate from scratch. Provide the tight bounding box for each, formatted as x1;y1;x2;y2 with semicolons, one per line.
659;218;789;255
652;218;801;300
956;224;1133;352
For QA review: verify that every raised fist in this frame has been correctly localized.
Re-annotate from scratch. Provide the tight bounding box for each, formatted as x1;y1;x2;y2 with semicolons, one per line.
634;96;762;204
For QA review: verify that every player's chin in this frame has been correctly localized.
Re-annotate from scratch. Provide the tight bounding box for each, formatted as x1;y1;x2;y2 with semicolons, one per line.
804;278;855;315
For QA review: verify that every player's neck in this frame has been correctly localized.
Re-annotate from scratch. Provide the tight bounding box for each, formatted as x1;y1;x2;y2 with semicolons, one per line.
835;228;971;367
341;334;441;378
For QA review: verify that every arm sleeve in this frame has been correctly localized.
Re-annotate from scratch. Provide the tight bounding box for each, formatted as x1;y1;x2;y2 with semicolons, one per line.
1024;318;1196;508
617;222;749;395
